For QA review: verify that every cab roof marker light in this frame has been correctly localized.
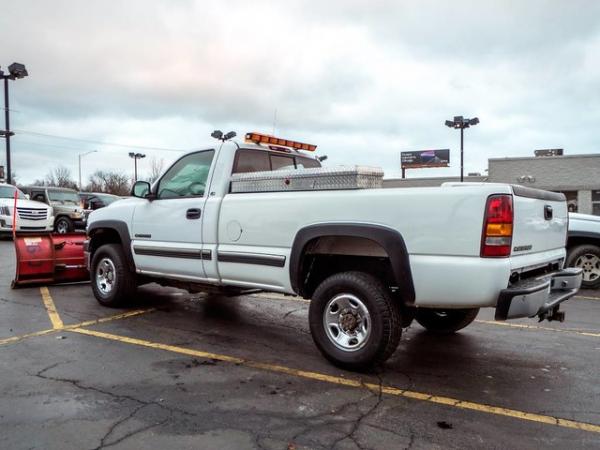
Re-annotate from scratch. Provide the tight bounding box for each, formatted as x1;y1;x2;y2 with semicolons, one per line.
244;132;317;152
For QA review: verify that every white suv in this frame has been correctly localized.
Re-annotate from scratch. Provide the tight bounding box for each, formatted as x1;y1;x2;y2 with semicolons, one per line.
0;183;54;236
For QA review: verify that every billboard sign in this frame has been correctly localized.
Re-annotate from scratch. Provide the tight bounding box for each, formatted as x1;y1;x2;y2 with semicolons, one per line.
401;149;450;169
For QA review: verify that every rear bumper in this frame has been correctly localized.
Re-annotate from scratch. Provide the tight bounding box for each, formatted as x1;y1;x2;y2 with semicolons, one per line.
495;268;583;321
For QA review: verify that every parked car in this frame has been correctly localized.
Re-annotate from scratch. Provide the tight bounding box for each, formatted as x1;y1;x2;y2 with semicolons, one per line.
0;183;54;236
79;192;121;220
20;186;86;234
85;131;582;370
567;212;600;289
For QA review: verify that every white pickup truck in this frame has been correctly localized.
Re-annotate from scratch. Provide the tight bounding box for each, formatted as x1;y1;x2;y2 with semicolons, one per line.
85;132;583;370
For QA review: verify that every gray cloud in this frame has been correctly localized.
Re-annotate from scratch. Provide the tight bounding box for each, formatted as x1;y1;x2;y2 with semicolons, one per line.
1;0;599;183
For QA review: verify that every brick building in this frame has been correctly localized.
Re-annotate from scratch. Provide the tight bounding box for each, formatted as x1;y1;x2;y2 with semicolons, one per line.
383;153;600;215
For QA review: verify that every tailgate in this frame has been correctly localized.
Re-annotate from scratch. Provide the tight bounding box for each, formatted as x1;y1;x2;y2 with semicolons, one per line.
511;185;567;256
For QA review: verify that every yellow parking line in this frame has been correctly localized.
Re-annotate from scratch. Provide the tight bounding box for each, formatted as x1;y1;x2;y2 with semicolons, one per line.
70;327;600;435
40;286;64;329
69;309;155;329
0;328;57;346
475;320;600;338
0;309;154;347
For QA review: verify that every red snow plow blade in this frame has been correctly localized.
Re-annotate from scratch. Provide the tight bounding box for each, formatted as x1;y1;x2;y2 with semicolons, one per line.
12;233;89;288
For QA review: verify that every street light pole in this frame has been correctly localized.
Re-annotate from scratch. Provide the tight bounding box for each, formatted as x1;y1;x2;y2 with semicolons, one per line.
78;150;98;190
4;77;10;185
445;116;479;183
1;63;28;185
128;152;146;183
460;126;464;182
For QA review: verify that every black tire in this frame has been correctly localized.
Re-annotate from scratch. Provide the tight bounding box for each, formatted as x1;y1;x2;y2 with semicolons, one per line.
55;216;74;234
90;243;137;307
309;271;402;371
566;244;600;289
415;308;479;334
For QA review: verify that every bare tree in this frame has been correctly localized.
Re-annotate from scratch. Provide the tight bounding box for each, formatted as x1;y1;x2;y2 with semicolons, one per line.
148;157;165;184
85;170;131;196
45;166;78;189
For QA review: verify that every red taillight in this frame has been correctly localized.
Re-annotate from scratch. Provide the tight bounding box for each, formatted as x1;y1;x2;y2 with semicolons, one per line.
481;194;513;258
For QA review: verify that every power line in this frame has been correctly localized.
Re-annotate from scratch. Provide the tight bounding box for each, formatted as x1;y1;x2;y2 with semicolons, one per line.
13;129;186;152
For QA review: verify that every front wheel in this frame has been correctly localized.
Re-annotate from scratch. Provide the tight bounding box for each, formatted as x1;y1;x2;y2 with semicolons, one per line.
90;244;137;307
309;271;402;371
566;244;600;289
415;308;479;334
55;217;74;234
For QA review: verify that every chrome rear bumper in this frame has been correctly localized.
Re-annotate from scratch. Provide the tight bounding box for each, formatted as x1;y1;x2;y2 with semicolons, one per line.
495;268;583;321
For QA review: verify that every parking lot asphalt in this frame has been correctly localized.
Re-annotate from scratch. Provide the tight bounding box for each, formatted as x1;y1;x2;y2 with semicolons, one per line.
1;239;600;449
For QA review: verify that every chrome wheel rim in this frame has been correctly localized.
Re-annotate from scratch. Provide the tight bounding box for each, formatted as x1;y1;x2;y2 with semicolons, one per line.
56;220;68;234
575;253;600;283
96;257;116;295
323;293;371;352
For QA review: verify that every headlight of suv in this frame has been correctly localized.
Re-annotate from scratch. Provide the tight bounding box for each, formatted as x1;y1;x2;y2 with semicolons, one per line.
0;206;10;216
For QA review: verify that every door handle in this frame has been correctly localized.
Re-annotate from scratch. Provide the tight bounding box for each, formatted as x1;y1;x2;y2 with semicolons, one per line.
186;208;201;220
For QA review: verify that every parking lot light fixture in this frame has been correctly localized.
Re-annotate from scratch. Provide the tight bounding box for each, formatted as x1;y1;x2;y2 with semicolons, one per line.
1;62;28;185
445;115;479;182
129;152;146;182
78;150;98;190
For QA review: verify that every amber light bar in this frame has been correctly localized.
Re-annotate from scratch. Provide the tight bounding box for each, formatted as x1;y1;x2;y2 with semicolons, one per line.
245;132;317;152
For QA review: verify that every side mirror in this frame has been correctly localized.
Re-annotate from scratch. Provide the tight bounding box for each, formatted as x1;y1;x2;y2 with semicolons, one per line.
132;181;152;199
25;194;30;200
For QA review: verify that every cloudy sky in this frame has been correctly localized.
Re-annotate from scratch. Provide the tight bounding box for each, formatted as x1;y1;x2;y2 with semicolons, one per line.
2;0;600;184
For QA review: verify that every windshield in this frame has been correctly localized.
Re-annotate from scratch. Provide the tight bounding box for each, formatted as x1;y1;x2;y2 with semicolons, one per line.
48;190;80;205
0;186;26;199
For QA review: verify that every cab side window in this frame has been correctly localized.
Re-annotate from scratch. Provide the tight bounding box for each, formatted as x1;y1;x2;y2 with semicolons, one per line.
233;150;270;174
158;150;215;199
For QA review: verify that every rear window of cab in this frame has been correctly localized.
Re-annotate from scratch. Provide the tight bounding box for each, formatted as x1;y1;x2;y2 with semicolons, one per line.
233;149;320;174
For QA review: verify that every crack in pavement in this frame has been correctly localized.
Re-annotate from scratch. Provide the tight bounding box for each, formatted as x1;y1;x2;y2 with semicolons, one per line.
93;403;149;450
329;374;384;450
91;404;169;450
282;378;384;449
31;361;197;421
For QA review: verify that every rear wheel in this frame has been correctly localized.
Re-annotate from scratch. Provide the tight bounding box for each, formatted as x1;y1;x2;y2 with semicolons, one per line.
309;271;402;371
566;244;600;289
55;217;74;234
91;244;137;307
415;308;479;334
